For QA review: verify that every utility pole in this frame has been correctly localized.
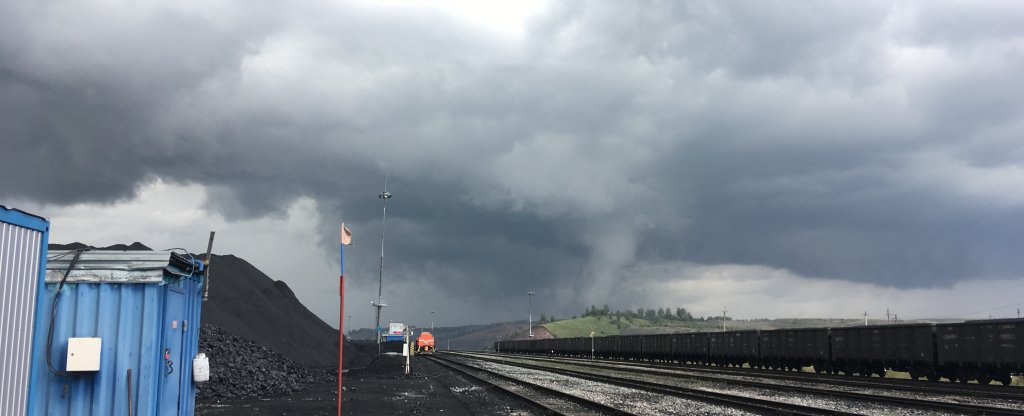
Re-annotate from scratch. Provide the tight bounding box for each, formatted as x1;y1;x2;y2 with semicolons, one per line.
373;180;392;354
1018;308;1020;318
431;309;435;333
722;307;727;331
863;310;868;326
528;291;536;338
347;315;352;335
886;308;890;323
590;329;595;360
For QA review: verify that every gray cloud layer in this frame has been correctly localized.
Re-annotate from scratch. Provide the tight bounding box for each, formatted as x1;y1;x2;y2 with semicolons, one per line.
3;0;1024;314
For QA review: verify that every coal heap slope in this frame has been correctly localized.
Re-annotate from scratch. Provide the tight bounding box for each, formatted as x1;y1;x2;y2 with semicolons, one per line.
201;253;338;367
48;243;339;367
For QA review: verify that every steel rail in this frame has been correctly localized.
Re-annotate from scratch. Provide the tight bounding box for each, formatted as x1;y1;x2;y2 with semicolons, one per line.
481;351;1024;402
441;353;860;416
458;351;1024;416
423;355;636;416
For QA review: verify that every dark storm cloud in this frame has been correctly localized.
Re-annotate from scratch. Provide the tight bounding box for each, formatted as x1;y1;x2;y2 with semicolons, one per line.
3;0;1024;317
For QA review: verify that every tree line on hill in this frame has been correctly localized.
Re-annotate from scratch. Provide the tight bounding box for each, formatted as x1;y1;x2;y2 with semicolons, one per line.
576;305;725;323
535;305;732;326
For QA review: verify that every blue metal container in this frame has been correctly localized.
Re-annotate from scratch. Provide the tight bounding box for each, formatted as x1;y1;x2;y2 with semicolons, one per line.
0;206;49;416
28;250;206;415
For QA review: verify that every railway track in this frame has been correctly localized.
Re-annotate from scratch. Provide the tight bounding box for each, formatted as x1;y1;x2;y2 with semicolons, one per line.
480;351;1024;402
452;351;1024;415
434;353;865;415
490;350;1024;402
422;354;636;415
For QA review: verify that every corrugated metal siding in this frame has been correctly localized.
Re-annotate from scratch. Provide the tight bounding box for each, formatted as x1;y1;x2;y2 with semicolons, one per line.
1;216;46;416
27;277;204;415
45;250;173;283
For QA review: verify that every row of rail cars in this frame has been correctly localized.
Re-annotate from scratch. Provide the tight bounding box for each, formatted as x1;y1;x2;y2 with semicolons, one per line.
495;319;1024;385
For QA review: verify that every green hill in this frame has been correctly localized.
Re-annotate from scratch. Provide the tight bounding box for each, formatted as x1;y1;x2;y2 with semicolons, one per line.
542;315;718;338
540;316;904;338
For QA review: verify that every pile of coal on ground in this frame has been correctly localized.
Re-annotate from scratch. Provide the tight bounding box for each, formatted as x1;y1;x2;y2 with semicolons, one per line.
200;253;342;367
197;324;337;401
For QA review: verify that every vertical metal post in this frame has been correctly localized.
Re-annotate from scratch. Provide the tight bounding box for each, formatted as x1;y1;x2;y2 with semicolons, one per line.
404;328;411;375
126;369;133;416
338;224;350;416
202;231;215;301
528;291;535;338
722;307;727;331
337;274;345;416
375;183;392;355
590;330;595;360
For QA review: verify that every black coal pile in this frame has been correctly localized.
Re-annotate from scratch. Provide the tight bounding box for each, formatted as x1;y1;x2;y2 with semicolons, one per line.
197;324;336;400
201;253;342;367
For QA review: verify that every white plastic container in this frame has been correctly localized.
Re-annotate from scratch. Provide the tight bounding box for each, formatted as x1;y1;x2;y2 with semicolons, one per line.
192;352;210;382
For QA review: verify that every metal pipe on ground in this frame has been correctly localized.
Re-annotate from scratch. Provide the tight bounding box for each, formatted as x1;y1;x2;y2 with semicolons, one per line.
127;369;132;416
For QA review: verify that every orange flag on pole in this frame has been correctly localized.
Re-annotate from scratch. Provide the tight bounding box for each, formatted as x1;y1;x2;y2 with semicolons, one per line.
341;223;353;245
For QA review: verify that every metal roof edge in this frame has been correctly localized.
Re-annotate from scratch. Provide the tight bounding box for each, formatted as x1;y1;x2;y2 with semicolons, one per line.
0;205;49;232
45;250;177;284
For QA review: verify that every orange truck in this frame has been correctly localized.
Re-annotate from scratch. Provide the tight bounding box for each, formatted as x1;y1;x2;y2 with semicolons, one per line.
416;332;435;354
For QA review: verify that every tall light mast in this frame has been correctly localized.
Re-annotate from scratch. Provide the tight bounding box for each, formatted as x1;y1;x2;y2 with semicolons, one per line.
372;181;392;354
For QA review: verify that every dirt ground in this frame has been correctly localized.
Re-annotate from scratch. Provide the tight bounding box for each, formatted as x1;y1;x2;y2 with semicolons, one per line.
196;354;538;415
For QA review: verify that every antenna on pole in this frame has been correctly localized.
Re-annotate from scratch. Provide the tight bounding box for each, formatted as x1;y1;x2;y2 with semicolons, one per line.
373;177;392;355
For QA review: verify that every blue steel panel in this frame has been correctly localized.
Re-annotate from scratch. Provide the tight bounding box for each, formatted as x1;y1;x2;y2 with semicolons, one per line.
179;277;203;413
160;288;184;415
27;275;204;415
1;213;47;416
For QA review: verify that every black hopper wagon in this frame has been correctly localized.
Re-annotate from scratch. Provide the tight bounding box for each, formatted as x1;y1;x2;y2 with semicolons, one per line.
495;318;1024;385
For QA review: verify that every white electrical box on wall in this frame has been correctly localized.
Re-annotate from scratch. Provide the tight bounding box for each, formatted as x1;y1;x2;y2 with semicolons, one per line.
66;337;102;372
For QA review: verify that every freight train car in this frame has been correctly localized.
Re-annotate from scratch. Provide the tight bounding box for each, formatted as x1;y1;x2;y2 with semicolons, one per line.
645;333;673;362
495;318;1024;385
708;330;759;367
760;327;829;372
831;323;933;377
936;319;1024;385
593;334;618;358
673;332;709;364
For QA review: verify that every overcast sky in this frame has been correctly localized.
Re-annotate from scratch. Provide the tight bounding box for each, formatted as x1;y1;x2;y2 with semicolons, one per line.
4;0;1024;329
